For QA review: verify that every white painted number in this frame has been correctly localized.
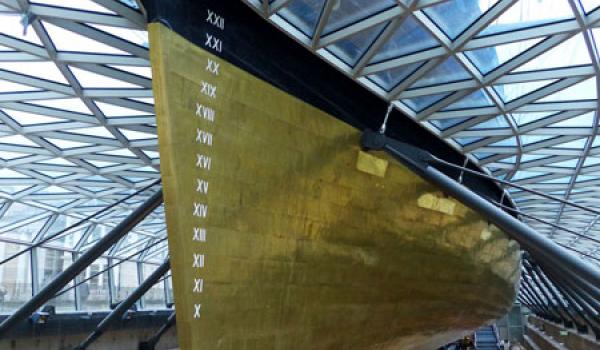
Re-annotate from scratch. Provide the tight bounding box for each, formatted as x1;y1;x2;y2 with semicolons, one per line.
196;154;212;170
196;179;209;194
204;34;222;53
194;304;202;319
193;202;208;218
200;81;217;99
195;103;215;122
206;9;225;30
206;58;220;76
196;129;213;146
193;253;205;268
193;278;204;293
193;227;207;242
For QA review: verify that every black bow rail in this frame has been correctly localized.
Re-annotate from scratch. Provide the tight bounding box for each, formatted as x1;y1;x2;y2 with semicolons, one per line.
361;129;600;339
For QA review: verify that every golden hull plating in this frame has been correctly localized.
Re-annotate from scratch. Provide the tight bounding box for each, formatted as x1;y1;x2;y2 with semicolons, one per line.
149;24;520;350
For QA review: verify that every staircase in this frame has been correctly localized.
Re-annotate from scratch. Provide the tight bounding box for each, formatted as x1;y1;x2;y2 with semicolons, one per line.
475;325;499;350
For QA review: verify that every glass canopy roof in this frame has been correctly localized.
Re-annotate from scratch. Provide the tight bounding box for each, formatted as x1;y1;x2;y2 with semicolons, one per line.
0;0;169;312
0;0;597;313
244;0;600;268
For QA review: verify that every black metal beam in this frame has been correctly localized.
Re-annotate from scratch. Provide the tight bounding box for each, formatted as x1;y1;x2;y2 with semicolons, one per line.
138;311;176;350
360;130;600;290
75;259;170;350
0;189;163;338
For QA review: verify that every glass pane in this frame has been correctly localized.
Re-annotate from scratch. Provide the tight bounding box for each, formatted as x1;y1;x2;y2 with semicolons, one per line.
465;38;543;74
327;21;388;66
515;34;590;72
367;61;422;91
371;16;439;63
430;117;471;131
278;0;325;37
112;260;138;302
141;263;165;309
443;89;493;110
423;0;498;39
411;56;470;88
323;0;396;35
165;275;174;305
538;77;597;102
551;112;594;127
0;242;32;313
469;116;509;129
402;93;450;112
38;248;75;312
479;0;574;36
494;79;555;102
581;0;600;13
78;258;110;311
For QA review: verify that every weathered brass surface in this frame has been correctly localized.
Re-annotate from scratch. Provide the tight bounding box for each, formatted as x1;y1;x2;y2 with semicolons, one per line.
149;23;520;350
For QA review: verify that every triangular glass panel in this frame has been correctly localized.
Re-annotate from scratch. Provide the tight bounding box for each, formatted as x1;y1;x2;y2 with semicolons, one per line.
515;34;591;72
512;170;547;181
0;61;68;84
35;170;71;178
494;79;556;102
498;156;517;164
86;159;118;168
521;134;556;146
0;185;32;195
0;150;28;160
465;38;543;74
36;185;72;194
119;129;155;140
454;137;483;146
130;97;154;105
539;176;572;184
429;117;471;131
89;24;148;48
469;116;509;129
583;157;600;167
546;159;579;168
95;101;148;117
511;112;553;126
108;65;152;79
277;0;325;37
42;22;128;54
411;56;471;88
473;152;494;159
0;80;40;93
582;0;600;13
327;21;388;66
552;138;588;149
0;168;27;178
68;127;115;139
1;216;49;241
0;202;46;227
36;157;76;166
31;0;116;14
35;198;75;208
402;93;450;112
5;109;63;125
44;137;90;149
143;150;160;159
489;137;517;147
100;148;137;157
323;0;396;35
538;77;597;102
370;15;439;63
367;61;422;91
0;14;43;45
443;89;493;110
479;0;574;36
69;66;139;88
551;112;594;128
423;0;498;39
30;98;92;114
0;134;39;147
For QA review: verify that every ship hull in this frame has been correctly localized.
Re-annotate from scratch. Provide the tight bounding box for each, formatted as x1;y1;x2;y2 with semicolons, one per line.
149;23;519;350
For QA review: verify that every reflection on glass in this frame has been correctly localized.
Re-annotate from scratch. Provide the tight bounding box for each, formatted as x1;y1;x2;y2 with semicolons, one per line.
38;248;75;312
0;242;32;313
327;22;388;66
277;0;325;37
371;16;439;63
112;260;138;303
141;263;166;309
78;258;110;311
423;0;497;39
479;0;573;36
